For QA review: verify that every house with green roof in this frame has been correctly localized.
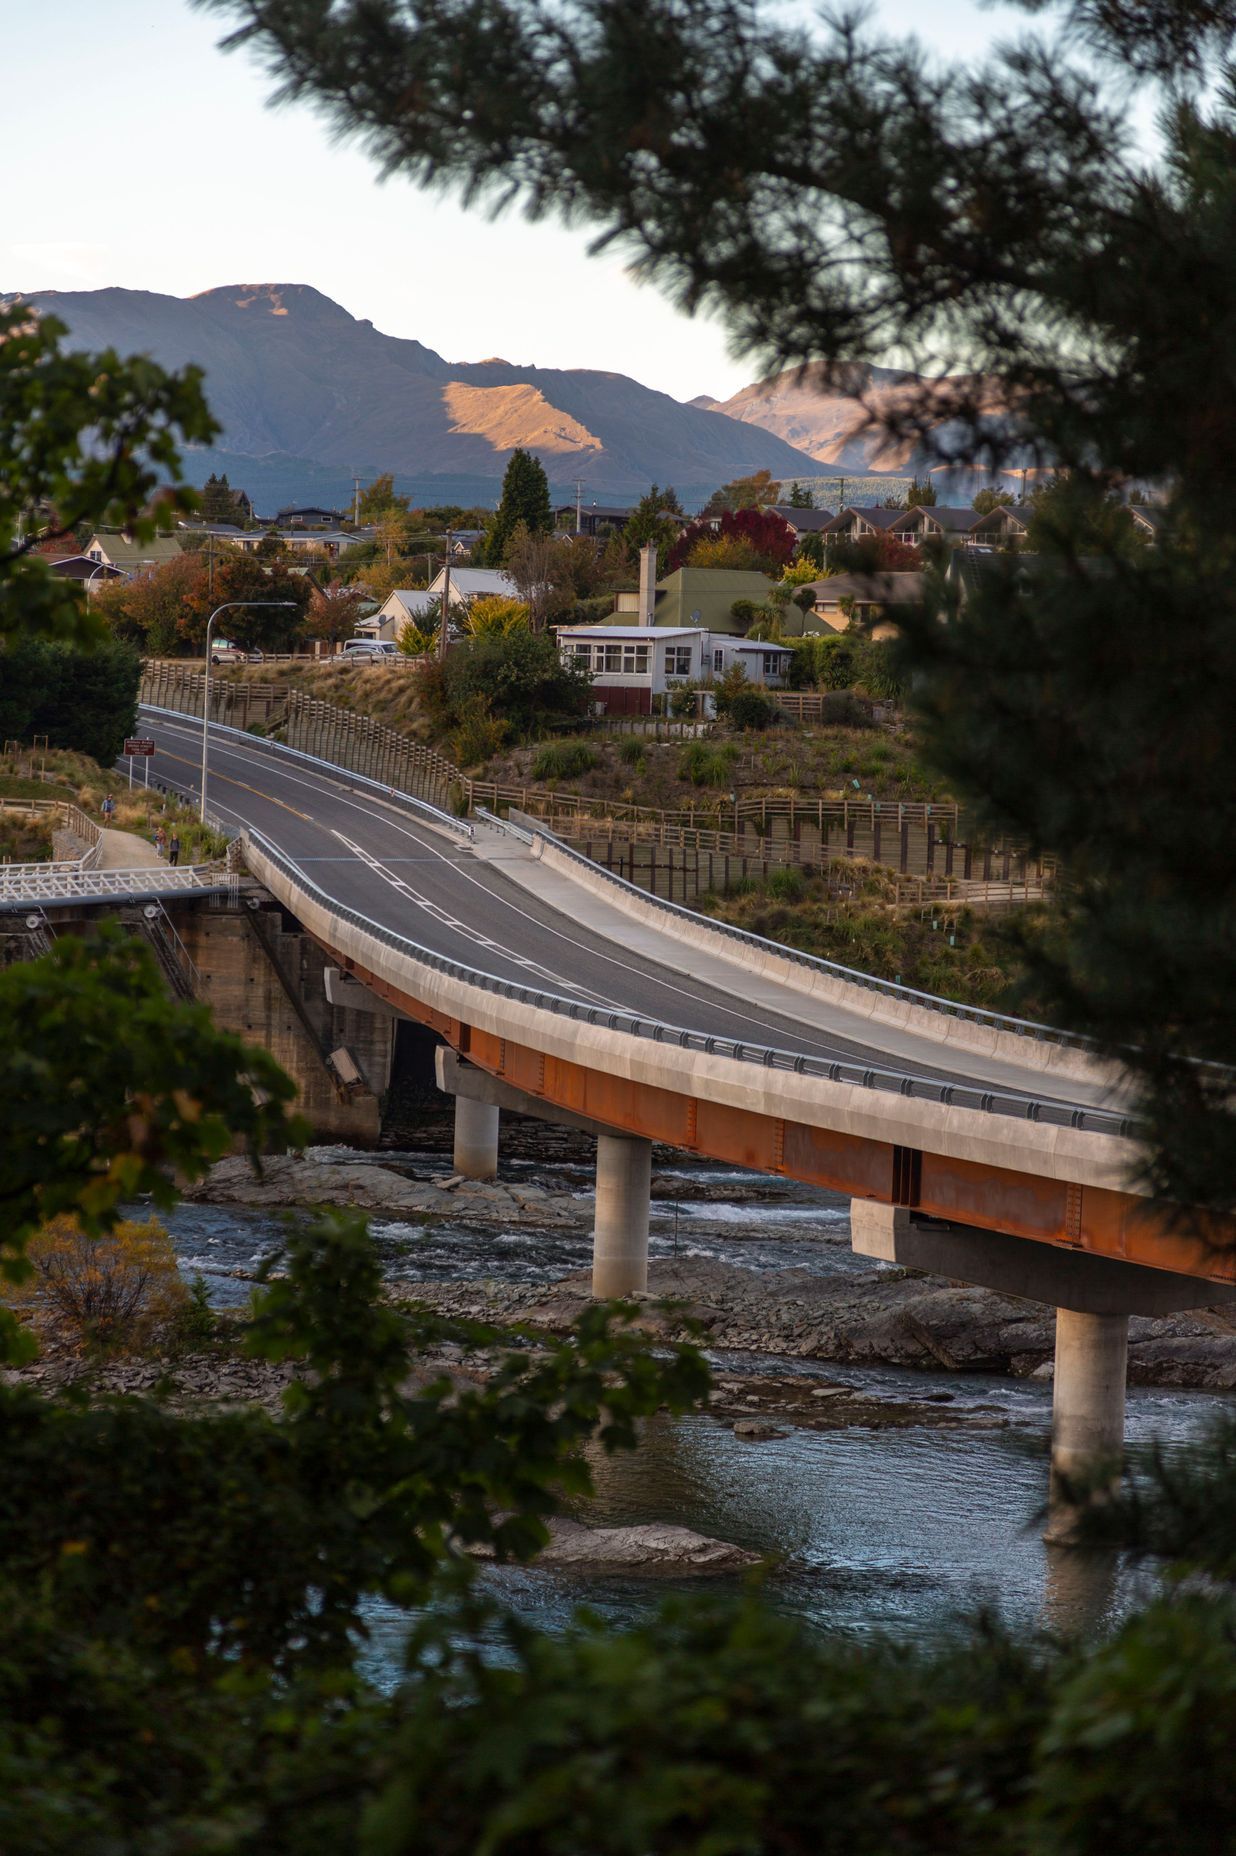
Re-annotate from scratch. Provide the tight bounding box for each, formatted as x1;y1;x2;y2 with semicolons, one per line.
612;566;778;635
84;531;184;576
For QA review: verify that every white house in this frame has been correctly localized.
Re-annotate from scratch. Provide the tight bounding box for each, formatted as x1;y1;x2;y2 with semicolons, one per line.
426;566;519;606
368;588;440;643
557;622;790;716
83;531;183;576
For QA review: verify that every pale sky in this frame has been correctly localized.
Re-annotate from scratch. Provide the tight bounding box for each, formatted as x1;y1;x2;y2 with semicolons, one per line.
5;0;1056;402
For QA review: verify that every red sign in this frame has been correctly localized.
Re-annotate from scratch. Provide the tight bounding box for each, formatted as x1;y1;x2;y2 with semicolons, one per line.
124;738;155;756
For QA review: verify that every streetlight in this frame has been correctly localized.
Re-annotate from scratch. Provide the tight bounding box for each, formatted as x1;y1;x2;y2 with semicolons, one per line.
200;601;296;821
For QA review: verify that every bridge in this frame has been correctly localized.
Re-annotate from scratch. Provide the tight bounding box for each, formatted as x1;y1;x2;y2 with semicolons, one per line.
39;702;1236;1531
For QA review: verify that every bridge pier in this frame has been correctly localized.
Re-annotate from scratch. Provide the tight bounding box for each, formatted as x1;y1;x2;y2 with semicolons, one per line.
453;1095;500;1180
592;1134;652;1298
1044;1308;1128;1543
850;1199;1236;1543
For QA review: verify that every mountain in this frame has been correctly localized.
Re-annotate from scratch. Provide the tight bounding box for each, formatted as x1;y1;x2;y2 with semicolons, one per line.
697;363;1005;477
7;282;826;508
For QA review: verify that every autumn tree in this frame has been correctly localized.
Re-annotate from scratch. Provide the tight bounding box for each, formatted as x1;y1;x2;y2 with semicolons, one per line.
357;471;410;521
668;505;797;574
702;467;779;514
305;580;370;648
972;487;1014;514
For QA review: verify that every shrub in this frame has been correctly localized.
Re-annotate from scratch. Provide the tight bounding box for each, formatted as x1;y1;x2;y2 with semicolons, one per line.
723;686;778;730
668;683;698;719
765;865;807;902
451;696;509;768
532;738;599;781
14;1215;188;1354
440;631;592;741
617;736;647;767
678;742;737;788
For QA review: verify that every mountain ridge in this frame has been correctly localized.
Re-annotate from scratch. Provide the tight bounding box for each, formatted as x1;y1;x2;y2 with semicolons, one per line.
6;281;829;506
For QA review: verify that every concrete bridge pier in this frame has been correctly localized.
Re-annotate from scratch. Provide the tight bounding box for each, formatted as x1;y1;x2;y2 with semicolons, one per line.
453;1095;501;1179
592;1133;652;1298
850;1198;1236;1544
1044;1308;1128;1543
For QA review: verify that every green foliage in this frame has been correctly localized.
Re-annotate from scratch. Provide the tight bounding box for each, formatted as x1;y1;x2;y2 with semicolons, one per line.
677;741;737;788
973;487;1014;514
719;685;778;730
358;471;410;521
0;301;215;646
786;480;814;507
429;629;592;743
764;864;806;902
531;737;599;780
906;476;937;507
623;483;685;560
617;734;647;767
480;447;552;564
0;927;299;1363
0;637;141;763
450;693;510;767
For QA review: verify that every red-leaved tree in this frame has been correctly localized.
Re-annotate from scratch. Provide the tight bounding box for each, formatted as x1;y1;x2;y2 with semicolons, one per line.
667;506;797;574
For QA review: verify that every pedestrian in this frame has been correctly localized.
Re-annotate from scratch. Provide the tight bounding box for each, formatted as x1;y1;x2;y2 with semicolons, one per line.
154;824;167;857
101;794;115;823
168;833;181;867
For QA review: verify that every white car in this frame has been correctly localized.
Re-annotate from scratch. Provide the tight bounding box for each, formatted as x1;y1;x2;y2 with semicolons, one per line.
341;638;398;661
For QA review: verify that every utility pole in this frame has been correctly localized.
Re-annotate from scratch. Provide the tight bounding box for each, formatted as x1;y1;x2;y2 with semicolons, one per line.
353;475;361;525
437;529;453;662
575;478;583;535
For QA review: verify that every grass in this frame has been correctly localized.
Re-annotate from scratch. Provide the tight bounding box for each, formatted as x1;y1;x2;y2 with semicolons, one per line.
698;861;1045;1012
0;750;227;865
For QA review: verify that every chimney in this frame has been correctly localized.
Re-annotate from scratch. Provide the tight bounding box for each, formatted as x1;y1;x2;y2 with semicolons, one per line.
638;543;657;628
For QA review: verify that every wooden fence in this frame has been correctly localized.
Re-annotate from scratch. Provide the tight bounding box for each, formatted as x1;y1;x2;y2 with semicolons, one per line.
139;668;1049;900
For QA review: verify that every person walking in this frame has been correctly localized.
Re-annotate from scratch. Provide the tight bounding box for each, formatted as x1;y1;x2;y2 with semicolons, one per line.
154;824;167;858
167;833;181;867
101;794;115;823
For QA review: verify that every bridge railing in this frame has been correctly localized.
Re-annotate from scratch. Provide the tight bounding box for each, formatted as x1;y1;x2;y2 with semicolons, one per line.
486;809;1093;1055
244;824;1136;1141
140;703;474;843
0;799;104;876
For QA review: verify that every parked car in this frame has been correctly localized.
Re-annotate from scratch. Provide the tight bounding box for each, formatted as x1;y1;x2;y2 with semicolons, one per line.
341;638;398;661
209;641;247;664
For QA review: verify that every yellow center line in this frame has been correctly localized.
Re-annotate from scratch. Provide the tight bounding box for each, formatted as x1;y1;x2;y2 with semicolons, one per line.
156;749;313;822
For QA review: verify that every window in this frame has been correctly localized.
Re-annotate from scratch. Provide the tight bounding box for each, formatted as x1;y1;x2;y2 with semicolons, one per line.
601;644;624;672
622;644;650;674
570;643;592;664
665;645;693;677
762;653;781;677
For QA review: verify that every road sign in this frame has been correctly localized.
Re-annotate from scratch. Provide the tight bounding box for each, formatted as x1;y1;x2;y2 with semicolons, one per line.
124;738;155;756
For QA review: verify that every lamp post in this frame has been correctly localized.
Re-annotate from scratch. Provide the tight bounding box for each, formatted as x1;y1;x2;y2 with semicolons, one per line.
201;601;296;822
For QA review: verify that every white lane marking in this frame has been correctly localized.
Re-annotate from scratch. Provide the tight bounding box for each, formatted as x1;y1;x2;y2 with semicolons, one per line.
329;830;612;1004
144;718;1007;1080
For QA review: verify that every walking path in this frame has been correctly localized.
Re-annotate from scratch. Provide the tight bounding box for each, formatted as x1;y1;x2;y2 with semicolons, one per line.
95;827;163;871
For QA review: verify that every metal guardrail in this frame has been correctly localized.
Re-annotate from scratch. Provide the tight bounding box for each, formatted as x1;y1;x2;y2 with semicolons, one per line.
487;809;1096;1054
1;798;103;874
243;825;1135;1140
139;704;474;843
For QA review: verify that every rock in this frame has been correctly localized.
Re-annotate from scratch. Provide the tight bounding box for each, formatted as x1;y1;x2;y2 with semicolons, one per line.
482;1518;760;1573
733;1420;787;1441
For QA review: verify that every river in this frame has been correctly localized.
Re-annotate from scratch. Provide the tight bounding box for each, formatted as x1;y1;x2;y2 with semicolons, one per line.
160;1139;1232;1669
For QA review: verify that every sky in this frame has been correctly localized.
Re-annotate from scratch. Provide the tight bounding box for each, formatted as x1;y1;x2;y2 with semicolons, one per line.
5;0;1049;403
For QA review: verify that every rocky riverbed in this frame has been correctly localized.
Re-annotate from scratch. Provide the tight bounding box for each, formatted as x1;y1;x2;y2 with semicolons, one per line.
185;1152;1236;1391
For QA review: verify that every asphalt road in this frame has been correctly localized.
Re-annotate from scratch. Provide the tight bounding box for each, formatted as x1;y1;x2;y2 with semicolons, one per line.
141;709;1110;1118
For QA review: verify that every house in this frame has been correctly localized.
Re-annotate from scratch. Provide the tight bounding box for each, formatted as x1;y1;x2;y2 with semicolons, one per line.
557;622;790;715
268;505;342;530
45;555;125;589
368;588;440;643
802;572;925;635
554;503;637;537
1129;504;1166;542
768;503;835;538
822;506;905;542
230;529;360;559
82;531;184;575
886;505;984;547
447;529;485;555
612;566;779;635
425;566;519;607
968;504;1031;548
